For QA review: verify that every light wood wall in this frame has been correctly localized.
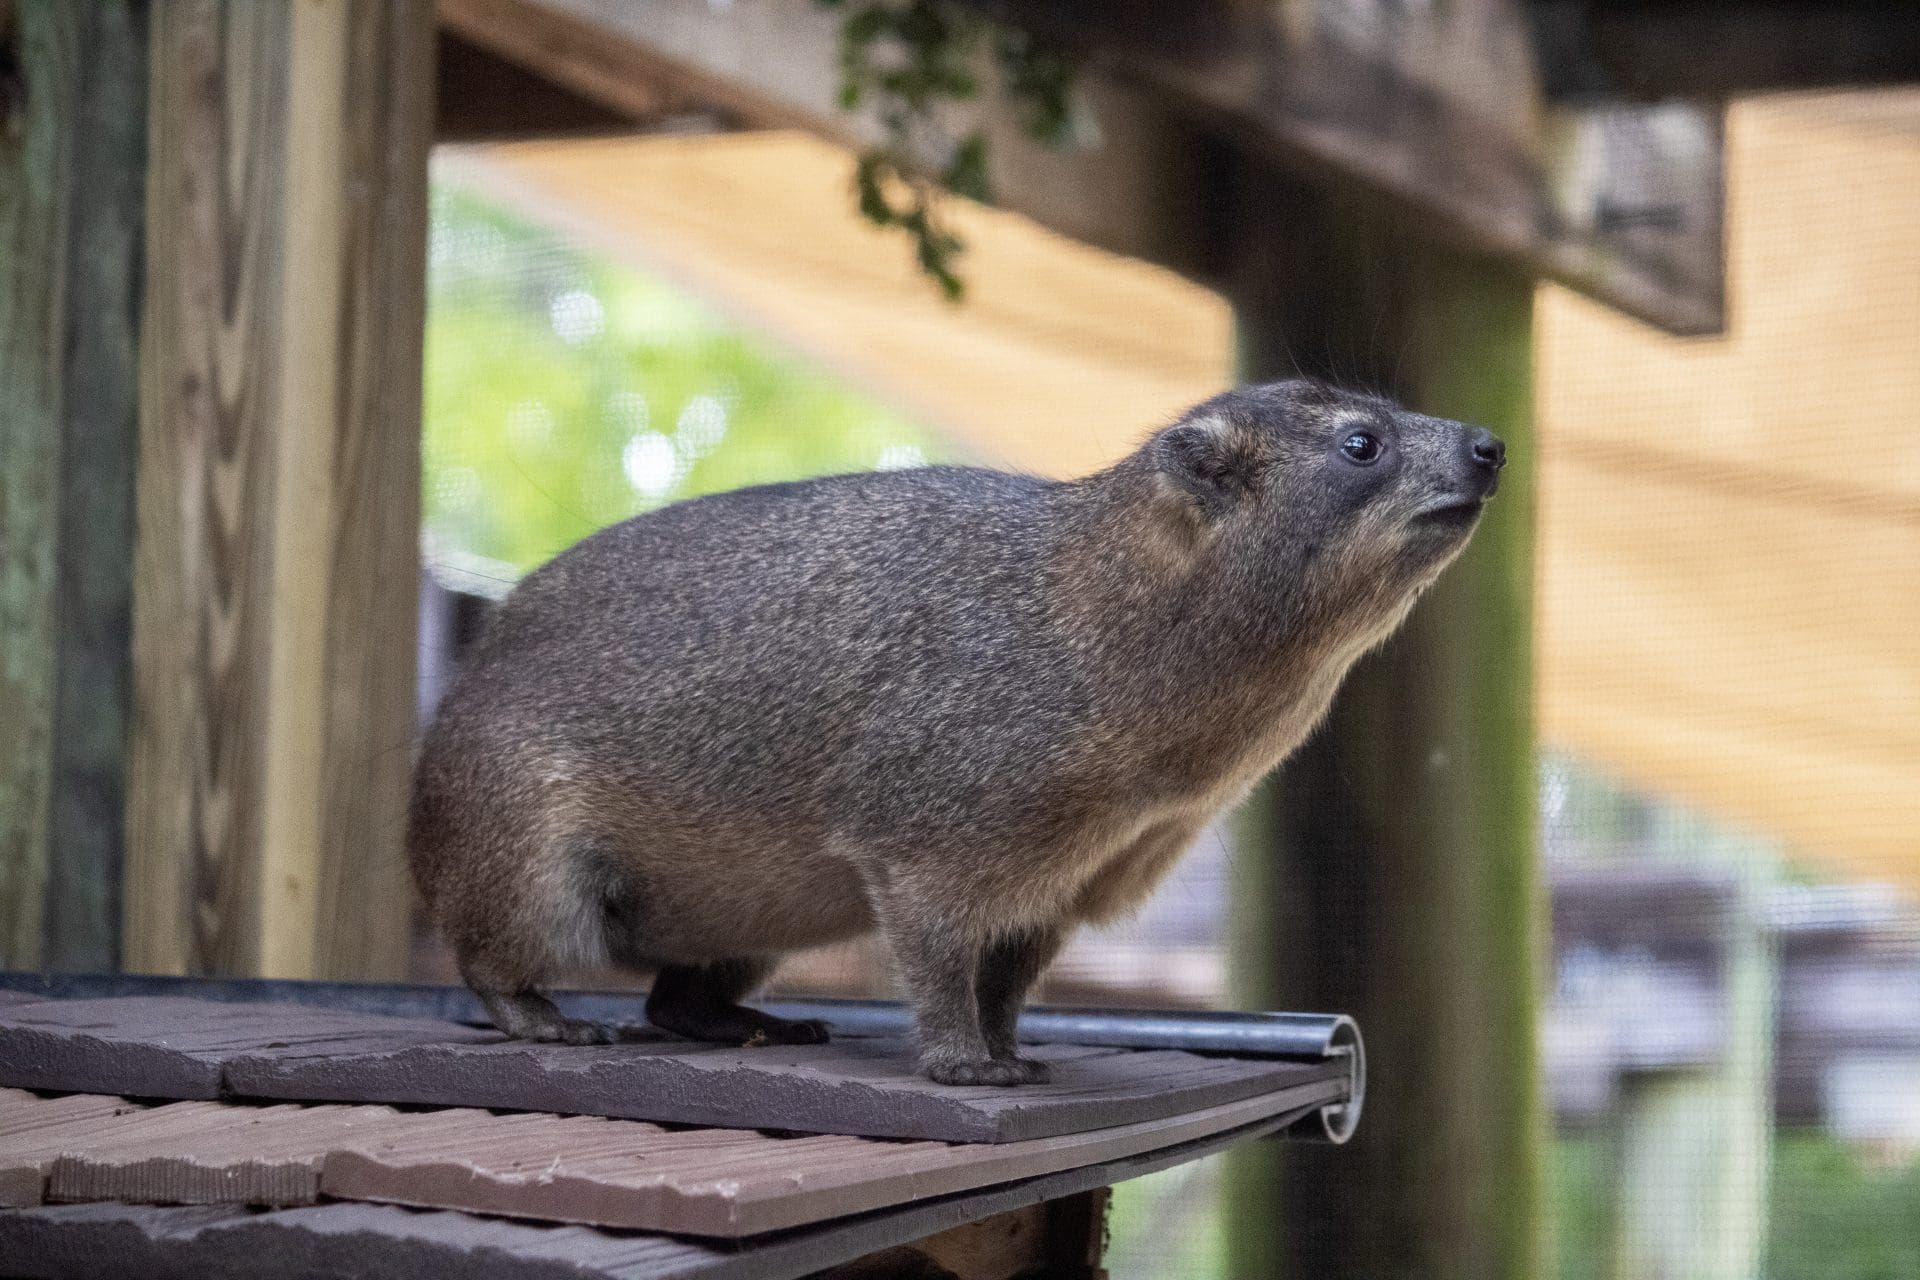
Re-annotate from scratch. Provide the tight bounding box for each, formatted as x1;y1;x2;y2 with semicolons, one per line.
124;0;432;978
1;0;431;977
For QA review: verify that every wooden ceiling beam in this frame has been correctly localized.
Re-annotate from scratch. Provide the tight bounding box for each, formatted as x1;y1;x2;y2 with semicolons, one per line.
446;0;1729;333
953;0;1726;333
1531;1;1920;101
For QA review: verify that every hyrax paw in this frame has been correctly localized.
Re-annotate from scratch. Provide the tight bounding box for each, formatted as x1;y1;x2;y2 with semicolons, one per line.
775;1017;832;1045
922;1056;1051;1087
539;1017;616;1046
743;1017;832;1048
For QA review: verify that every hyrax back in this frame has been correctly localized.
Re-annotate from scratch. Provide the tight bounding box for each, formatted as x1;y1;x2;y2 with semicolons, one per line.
410;380;1504;1082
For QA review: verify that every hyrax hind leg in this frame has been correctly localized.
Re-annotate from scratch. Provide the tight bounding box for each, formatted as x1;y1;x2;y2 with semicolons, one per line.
645;957;830;1046
460;957;616;1046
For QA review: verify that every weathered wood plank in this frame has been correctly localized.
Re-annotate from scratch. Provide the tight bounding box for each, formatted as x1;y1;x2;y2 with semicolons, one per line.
125;0;429;980
472;0;1724;333
0;996;495;1099
434;29;640;142
231;1034;1331;1143
0;1103;1307;1278
0;1088;147;1207
304;0;432;983
439;0;1217;279
0;0;147;973
954;0;1723;334
0;996;1346;1146
43;1100;404;1209
0;1077;1333;1236
127;0;288;978
318;1077;1340;1235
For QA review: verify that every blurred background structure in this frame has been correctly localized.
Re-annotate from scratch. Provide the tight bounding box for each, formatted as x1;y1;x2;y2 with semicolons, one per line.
4;3;1918;1278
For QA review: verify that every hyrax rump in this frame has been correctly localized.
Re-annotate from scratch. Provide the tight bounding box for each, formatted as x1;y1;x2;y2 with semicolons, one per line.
410;379;1506;1085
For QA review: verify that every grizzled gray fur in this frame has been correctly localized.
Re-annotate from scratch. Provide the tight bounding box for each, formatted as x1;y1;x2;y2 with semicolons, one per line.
410;380;1505;1085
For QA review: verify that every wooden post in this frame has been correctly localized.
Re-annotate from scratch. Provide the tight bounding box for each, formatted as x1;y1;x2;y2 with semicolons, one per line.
0;0;149;972
1222;164;1547;1280
124;0;432;980
1609;836;1777;1280
3;0;429;979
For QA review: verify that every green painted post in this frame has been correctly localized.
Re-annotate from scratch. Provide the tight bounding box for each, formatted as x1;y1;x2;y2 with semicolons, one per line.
1221;166;1548;1280
0;0;147;972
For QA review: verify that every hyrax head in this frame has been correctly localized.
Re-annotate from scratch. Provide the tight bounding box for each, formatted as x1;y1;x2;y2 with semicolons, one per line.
1151;379;1505;624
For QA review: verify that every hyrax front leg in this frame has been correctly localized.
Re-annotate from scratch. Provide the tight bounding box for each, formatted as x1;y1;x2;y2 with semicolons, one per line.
884;894;1049;1086
975;926;1066;1079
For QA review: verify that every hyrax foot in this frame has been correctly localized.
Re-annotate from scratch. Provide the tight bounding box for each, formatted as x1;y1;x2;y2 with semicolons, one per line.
539;1016;618;1046
648;1000;830;1047
476;989;615;1045
742;1014;832;1047
920;1055;1052;1087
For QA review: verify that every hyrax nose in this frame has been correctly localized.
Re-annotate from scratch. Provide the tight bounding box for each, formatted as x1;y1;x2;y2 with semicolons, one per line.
1469;428;1506;473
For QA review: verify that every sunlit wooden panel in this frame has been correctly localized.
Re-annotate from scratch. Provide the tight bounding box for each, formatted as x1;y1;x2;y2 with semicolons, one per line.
1538;91;1920;894
445;130;1233;479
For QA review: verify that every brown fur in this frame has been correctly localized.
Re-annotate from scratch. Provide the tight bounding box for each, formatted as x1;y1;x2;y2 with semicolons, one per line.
410;380;1504;1082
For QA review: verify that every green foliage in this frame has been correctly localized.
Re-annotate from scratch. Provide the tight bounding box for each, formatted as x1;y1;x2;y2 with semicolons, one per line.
422;184;951;574
1770;1134;1920;1280
1099;1135;1920;1280
1552;1133;1920;1280
1552;1135;1613;1280
815;0;1082;299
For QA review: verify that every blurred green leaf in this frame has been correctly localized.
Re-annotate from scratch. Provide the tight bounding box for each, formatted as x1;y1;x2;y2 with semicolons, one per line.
423;184;952;573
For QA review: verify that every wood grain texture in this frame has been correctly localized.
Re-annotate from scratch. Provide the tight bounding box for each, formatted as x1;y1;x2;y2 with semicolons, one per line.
0;1104;1304;1278
484;0;1721;333
0;996;494;1098
0;1080;1334;1237
0;1088;147;1207
0;0;147;973
442;0;1218;279
316;1077;1339;1234
0;0;66;972
0;995;1346;1149
127;0;291;978
44;1100;398;1209
126;0;429;980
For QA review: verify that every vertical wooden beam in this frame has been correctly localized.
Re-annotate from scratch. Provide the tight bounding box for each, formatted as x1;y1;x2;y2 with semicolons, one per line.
308;0;433;981
124;0;430;979
1223;163;1546;1280
1610;838;1777;1280
0;0;148;972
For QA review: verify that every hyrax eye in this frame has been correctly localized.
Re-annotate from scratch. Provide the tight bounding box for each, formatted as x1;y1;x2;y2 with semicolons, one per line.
1340;431;1382;464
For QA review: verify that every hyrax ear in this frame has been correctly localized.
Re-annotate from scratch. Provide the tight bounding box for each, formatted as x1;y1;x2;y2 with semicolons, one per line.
1154;415;1258;521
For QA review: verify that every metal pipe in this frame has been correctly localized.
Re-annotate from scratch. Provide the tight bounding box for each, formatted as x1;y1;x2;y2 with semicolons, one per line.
0;971;1364;1142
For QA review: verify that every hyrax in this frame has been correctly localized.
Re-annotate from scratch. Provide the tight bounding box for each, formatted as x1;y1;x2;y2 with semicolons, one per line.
411;379;1505;1085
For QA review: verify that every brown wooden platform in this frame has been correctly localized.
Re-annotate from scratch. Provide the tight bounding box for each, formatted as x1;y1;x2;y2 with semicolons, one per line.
0;995;1345;1144
0;1100;1312;1279
0;1076;1340;1236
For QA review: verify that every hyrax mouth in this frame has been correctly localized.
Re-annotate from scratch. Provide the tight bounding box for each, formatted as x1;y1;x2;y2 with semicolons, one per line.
1414;497;1486;528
